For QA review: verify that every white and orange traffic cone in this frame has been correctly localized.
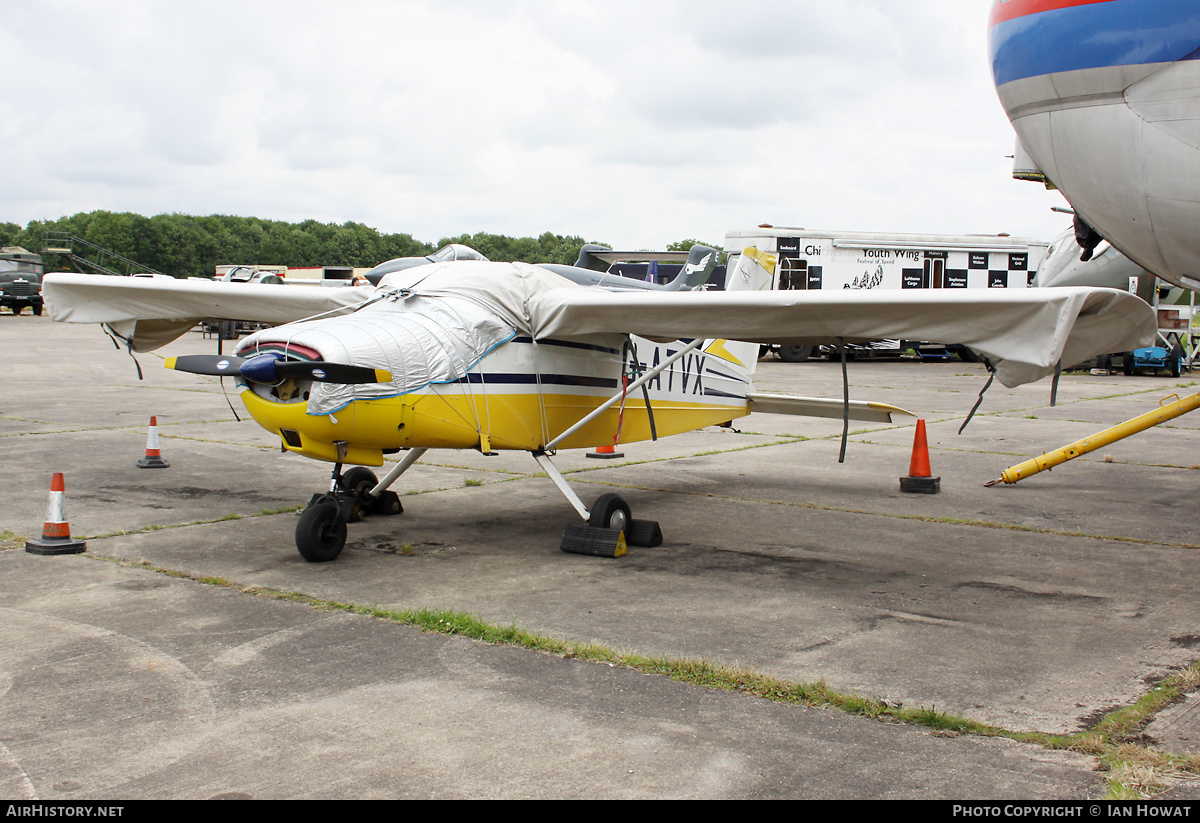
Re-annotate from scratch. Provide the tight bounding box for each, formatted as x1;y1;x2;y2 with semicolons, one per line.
586;444;624;459
137;416;170;468
899;419;940;494
25;472;87;555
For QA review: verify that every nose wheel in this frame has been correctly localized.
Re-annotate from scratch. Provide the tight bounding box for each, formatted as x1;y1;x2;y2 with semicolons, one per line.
296;497;348;562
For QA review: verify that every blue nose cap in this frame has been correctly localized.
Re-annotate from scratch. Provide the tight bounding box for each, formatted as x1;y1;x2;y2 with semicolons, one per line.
240;353;282;384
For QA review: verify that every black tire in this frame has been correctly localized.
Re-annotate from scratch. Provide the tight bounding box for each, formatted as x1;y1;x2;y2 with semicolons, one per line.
32;304;43;316
589;493;631;533
778;345;813;363
340;466;379;506
1170;352;1183;378
11;306;22;316
1123;352;1135;376
296;500;347;562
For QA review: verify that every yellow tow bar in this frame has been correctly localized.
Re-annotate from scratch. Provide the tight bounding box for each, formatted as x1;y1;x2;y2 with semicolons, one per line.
985;392;1200;486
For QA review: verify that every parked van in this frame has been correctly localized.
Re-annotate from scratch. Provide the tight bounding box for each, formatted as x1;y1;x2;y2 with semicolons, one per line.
724;226;1051;360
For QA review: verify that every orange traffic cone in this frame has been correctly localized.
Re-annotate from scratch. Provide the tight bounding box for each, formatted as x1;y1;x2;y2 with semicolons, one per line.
586;444;624;460
26;472;87;555
900;419;940;494
137;416;170;468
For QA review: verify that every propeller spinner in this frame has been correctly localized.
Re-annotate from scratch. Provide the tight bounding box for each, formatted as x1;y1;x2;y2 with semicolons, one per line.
164;353;392;385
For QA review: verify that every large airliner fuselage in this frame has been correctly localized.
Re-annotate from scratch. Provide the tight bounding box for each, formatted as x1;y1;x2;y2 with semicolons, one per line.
989;0;1200;289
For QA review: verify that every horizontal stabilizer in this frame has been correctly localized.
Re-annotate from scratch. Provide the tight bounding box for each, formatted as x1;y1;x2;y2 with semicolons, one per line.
747;392;914;423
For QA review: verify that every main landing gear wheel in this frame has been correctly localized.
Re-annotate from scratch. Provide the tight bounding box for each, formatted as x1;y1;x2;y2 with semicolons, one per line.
341;467;377;502
778;345;813;363
587;492;663;548
338;466;403;518
589;493;631;532
340;466;377;521
296;497;347;562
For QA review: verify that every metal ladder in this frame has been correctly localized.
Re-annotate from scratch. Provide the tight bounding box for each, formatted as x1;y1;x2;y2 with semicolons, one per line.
41;231;167;277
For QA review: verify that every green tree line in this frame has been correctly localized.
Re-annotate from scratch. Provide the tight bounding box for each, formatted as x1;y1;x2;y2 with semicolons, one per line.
0;211;610;277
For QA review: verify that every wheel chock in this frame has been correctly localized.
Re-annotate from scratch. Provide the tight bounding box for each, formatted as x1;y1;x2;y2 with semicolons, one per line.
560;524;627;557
26;473;87;555
366;490;403;516
625;519;662;548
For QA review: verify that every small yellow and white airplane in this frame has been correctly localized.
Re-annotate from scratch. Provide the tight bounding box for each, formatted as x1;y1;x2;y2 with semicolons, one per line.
43;244;1154;561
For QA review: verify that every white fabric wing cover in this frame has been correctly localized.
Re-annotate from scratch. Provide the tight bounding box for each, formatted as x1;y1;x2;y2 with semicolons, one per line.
526;285;1155;387
43;272;374;351
44;262;1156;405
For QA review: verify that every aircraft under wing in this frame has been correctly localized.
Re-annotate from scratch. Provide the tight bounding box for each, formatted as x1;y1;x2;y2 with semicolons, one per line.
526;285;1155;388
43;273;375;351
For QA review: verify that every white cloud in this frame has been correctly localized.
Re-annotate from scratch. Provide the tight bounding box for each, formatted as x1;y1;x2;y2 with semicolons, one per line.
0;0;1069;252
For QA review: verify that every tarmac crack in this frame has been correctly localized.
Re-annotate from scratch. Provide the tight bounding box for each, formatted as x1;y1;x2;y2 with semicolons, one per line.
955;581;1109;605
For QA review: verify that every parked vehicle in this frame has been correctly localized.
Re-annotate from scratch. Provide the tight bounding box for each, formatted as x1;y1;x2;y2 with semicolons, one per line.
1123;346;1183;378
0;247;45;316
724;226;1051;361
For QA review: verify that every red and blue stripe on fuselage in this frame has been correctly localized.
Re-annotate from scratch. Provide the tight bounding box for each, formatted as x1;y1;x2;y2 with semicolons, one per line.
989;0;1200;87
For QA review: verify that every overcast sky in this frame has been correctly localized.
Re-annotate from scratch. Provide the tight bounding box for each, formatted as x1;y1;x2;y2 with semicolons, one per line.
2;0;1073;251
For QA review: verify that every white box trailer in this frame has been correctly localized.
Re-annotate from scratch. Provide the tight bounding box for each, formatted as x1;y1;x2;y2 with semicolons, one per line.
723;226;1051;360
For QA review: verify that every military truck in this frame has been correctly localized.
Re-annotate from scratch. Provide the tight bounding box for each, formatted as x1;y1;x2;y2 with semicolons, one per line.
0;247;45;316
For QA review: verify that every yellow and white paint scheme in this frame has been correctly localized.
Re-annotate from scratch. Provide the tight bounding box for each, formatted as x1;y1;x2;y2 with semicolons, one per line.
237;332;756;466
228;254;777;468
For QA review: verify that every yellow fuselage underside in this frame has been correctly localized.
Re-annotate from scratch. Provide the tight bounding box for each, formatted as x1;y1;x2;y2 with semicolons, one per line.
240;387;749;466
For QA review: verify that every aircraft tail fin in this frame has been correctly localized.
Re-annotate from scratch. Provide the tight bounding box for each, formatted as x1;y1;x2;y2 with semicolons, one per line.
572;244;614;273
725;247;777;292
663;245;720;290
695;247;777;378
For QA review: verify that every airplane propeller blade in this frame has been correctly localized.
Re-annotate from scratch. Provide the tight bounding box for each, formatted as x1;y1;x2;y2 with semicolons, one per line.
166;354;249;376
165;353;391;384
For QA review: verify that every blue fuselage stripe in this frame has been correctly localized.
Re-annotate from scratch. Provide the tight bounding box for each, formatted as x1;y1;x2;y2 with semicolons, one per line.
454;372;620;389
989;0;1200;86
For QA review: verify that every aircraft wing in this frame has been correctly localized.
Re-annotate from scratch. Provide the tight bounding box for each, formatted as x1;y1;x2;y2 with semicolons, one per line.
527;286;1155;388
43;273;375;350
